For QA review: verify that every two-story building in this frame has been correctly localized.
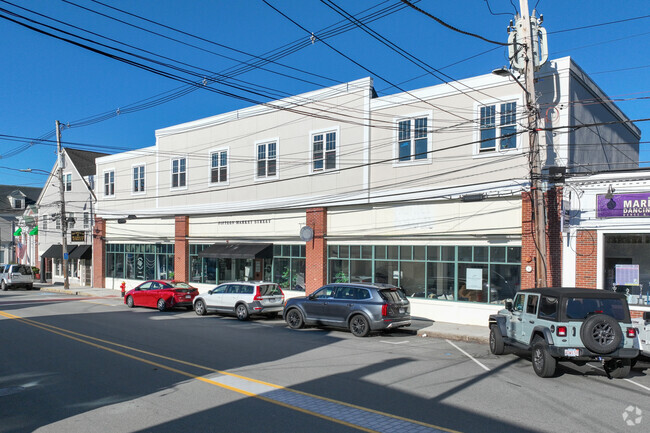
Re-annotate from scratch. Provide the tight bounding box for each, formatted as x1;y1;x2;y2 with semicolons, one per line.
93;57;640;325
0;185;41;265
36;148;108;286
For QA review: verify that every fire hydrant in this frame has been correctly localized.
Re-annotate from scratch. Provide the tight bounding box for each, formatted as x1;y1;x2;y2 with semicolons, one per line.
120;281;126;298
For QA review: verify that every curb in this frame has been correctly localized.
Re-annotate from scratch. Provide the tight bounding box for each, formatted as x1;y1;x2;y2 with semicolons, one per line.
416;329;489;344
37;287;120;298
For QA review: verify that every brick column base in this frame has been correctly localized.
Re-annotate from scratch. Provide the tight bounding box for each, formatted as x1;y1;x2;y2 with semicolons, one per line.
174;216;189;282
575;230;597;289
92;217;106;288
305;207;327;295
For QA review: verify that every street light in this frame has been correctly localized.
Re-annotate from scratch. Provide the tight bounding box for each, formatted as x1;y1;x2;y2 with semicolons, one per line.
19;168;51;175
492;67;528;95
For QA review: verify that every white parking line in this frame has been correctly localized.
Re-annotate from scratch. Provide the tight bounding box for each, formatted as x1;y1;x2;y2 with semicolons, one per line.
445;339;490;372
589;365;650;392
380;340;409;345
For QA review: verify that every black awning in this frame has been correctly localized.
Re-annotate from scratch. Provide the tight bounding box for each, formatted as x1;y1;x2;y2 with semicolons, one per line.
198;243;274;259
41;244;77;259
68;244;92;260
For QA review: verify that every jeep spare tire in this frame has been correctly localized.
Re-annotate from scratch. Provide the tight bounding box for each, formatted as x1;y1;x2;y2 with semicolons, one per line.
580;313;622;354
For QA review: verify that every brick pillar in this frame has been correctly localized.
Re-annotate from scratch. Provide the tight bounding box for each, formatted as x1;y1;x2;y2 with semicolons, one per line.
305;207;327;295
92;217;106;288
521;189;564;289
546;188;563;287
521;192;536;289
575;230;597;289
174;216;189;282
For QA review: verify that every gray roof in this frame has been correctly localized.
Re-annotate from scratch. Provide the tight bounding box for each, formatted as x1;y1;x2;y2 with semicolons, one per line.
0;184;42;216
66;148;110;177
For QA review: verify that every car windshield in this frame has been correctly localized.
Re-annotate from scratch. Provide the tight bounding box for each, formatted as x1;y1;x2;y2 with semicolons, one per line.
169;282;193;289
565;297;626;320
258;284;281;296
379;288;407;303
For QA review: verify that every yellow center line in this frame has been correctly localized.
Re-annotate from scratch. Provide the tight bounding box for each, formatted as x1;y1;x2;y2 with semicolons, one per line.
0;310;460;433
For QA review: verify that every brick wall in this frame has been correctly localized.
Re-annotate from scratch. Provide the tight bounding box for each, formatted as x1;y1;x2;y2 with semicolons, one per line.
305;207;327;295
521;188;563;289
575;229;598;289
92;217;106;288
174;216;189;282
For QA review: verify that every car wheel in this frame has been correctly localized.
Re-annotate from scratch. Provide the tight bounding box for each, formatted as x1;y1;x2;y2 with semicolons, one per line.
489;325;505;355
1;281;6;291
349;315;370;337
285;308;304;329
157;298;167;312
194;300;207;316
532;337;556;378
235;303;249;321
606;358;632;379
580;313;622;354
126;296;134;308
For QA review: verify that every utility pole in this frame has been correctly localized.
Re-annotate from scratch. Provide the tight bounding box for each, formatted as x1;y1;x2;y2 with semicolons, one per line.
519;0;547;287
56;120;69;290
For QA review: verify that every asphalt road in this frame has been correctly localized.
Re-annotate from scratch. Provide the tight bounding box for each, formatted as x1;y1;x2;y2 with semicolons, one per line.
1;290;648;433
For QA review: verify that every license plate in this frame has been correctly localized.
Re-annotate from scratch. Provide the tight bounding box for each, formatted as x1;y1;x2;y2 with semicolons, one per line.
185;295;191;299
564;348;579;357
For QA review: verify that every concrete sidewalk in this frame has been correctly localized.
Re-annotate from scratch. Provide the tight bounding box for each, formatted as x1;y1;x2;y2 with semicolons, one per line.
33;283;489;344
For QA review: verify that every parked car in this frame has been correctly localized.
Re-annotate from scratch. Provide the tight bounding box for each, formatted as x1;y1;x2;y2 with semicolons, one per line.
124;280;198;311
283;283;411;337
489;287;639;378
632;311;650;362
193;281;284;320
0;264;34;291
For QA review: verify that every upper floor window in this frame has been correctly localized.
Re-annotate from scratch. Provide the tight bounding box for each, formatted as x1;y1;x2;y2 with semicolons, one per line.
83;211;90;229
210;150;228;184
313;131;336;172
172;158;186;188
479;102;517;153
257;142;277;179
133;165;145;193
13;198;23;209
42;214;48;231
397;117;429;162
104;170;115;196
64;173;72;191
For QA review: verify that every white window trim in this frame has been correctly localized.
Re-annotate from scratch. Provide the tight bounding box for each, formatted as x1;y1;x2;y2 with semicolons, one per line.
392;111;433;167
309;126;341;175
254;138;279;182
131;163;146;196
170;156;188;191
102;168;116;198
473;95;524;158
208;147;230;187
64;172;73;192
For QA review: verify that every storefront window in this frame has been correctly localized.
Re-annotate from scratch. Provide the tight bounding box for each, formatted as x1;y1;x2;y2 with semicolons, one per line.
328;244;521;304
272;245;306;291
106;243;174;281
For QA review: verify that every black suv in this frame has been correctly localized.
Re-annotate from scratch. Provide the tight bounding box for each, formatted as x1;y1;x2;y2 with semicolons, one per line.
283;283;411;337
489;287;638;378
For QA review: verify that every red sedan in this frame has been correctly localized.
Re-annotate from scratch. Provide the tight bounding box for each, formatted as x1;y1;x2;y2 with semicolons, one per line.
124;280;199;312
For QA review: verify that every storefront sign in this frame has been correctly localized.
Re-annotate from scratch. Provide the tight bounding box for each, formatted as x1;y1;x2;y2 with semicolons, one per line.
466;268;483;291
597;193;650;218
71;231;85;242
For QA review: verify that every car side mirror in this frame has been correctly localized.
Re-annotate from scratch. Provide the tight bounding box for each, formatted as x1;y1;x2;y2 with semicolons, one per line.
308;293;316;300
505;301;513;311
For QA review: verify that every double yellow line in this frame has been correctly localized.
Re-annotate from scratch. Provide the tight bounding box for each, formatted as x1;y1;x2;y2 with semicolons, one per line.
0;310;459;433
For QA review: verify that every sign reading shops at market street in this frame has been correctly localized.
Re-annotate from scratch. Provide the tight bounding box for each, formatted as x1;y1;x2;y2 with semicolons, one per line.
597;192;650;218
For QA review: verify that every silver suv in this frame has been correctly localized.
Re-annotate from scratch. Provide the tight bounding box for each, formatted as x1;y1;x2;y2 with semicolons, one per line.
193;281;284;320
489;287;638;378
283;283;411;337
0;264;34;291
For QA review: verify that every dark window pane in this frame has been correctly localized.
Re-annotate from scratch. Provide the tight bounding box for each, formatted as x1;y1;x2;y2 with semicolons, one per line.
400;246;412;261
507;247;521;263
387;246;398;260
339;245;349;259
361;246;372;259
441;246;455;261
474;246;488;262
413;246;425;260
375;246;386;260
458;246;472;262
427;246;440;261
328;245;338;258
491;247;506;262
349;246;360;259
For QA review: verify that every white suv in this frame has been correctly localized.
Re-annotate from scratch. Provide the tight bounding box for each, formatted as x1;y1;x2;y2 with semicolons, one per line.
1;264;34;291
193;281;284;320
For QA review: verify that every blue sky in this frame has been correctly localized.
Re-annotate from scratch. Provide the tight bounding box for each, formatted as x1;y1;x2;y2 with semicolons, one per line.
1;0;649;188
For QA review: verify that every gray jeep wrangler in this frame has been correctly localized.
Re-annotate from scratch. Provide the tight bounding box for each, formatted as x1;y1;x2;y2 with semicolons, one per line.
489;287;639;378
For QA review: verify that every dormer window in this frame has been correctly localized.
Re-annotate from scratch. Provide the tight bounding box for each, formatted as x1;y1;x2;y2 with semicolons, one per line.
14;198;23;209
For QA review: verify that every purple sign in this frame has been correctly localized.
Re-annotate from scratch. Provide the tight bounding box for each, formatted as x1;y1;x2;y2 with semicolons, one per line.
597;193;650;218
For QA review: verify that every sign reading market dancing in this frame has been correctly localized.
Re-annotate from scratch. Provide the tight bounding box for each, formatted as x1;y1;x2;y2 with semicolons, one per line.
597;193;650;218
